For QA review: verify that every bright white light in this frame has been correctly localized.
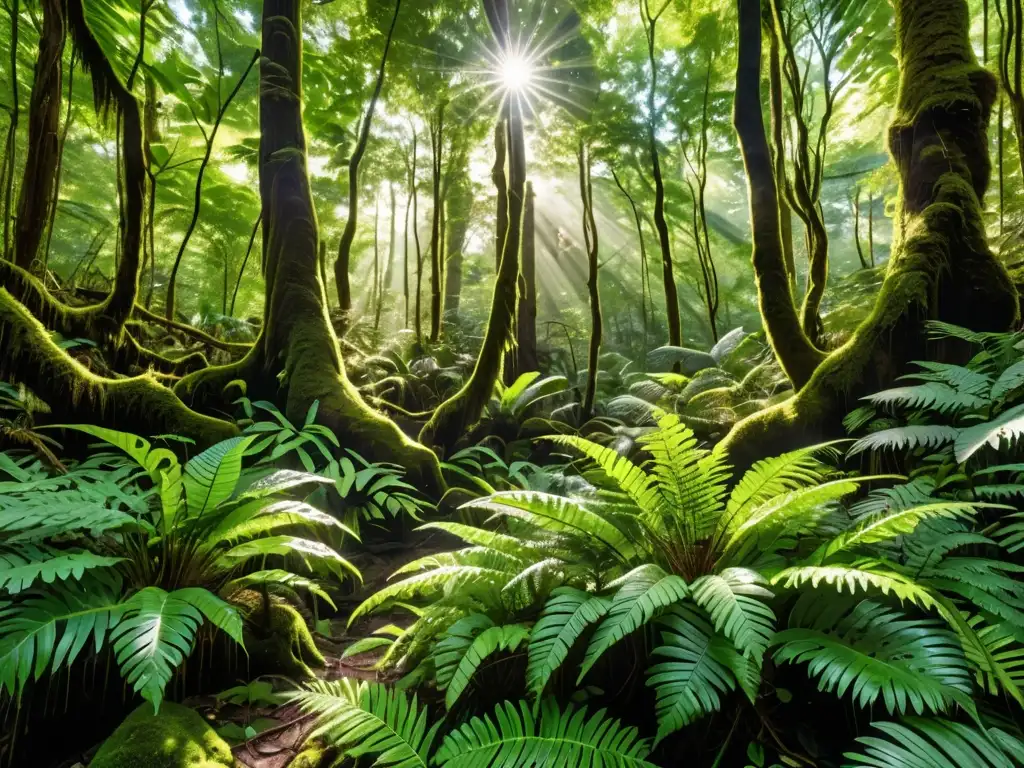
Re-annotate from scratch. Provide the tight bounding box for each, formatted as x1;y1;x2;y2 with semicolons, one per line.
501;54;533;92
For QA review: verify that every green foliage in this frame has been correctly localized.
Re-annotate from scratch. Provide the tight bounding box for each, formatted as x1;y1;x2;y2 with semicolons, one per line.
0;424;355;710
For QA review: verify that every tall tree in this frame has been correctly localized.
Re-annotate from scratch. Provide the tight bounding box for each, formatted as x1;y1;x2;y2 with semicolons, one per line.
333;0;401;317
578;141;601;418
178;0;441;490
641;0;682;349
428;98;447;342
13;0;65;272
725;0;1019;466
516;181;538;375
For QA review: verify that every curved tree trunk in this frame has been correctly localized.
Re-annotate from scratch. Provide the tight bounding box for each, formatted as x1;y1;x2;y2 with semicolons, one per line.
14;0;65;272
178;0;441;492
420;0;525;453
733;0;824;391
492;119;509;272
428;99;446;342
516;181;538;375
723;0;1018;467
766;15;796;294
334;0;401;318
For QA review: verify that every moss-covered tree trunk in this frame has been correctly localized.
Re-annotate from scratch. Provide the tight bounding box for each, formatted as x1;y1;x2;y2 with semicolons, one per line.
765;15;796;293
14;0;65;272
419;0;524;454
733;0;824;390
492;119;509;272
179;0;441;491
723;0;1019;467
516;181;538;375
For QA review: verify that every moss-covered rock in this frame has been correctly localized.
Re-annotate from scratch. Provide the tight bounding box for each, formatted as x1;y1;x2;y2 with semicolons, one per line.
90;702;234;768
231;590;325;679
290;745;342;768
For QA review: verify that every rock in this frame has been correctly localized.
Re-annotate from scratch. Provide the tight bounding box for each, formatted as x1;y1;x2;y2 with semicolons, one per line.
90;702;234;768
231;590;325;679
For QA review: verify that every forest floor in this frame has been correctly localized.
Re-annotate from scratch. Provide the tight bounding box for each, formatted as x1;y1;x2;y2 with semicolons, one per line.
225;530;454;768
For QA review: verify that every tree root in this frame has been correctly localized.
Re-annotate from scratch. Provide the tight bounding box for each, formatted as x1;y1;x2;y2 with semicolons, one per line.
0;289;237;445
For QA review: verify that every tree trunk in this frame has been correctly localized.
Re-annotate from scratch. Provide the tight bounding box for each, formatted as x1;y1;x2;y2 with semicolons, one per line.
766;16;796;293
578;142;601;418
404;131;416;328
179;0;441;492
377;182;396;330
333;0;401;316
492;119;509;272
853;187;868;269
14;0;65;272
443;165;472;316
733;0;825;390
429;99;446;342
420;17;525;452
723;0;1018;468
516;181;538;375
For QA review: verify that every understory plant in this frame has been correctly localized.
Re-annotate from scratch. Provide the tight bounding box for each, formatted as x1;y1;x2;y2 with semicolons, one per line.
0;425;356;710
340;410;1024;764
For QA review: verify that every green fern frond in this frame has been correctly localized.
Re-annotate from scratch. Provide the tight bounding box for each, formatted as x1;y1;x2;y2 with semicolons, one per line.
691;568;775;661
547;434;659;514
434;698;656;768
225;569;336;610
905;360;993;396
845;718;1024;768
0;547;122;594
990;360;1024;401
433;615;530;709
773;602;972;716
723;444;832;531
579;564;688;682
955;404;1024;463
816;502;985;560
848;426;959;456
865;382;988;415
527;588;610;699
771;564;939;612
646;602;738;743
291;679;439;768
182;435;256;519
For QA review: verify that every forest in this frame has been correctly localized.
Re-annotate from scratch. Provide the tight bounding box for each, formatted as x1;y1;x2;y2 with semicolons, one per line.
4;0;1024;765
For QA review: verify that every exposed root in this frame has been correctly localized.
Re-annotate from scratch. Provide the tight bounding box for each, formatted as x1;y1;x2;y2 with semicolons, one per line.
0;288;237;444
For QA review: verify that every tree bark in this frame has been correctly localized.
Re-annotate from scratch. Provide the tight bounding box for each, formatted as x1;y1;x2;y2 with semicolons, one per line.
428;99;446;342
733;0;825;391
766;16;796;294
334;0;401;316
723;0;1018;468
578;142;601;418
178;0;441;492
14;0;65;272
443;163;472;316
516;181;538;375
492;119;509;272
420;0;524;453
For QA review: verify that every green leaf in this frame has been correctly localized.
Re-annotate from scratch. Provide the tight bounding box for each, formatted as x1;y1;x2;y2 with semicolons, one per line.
527;588;610;699
183;436;257;518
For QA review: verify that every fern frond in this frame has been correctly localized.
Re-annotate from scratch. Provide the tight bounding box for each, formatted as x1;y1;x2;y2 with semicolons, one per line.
291;679;439;767
845;718;1024;768
955;403;1024;463
547;434;659;514
579;564;688;682
0;547;122;594
527;588;610;699
433;615;530;709
991;360;1024;401
723;444;832;532
848;426;959;456
434;698;656;768
905;360;993;396
646;603;737;742
225;569;336;609
773;602;972;716
771;564;939;612
864;382;988;415
691;568;775;661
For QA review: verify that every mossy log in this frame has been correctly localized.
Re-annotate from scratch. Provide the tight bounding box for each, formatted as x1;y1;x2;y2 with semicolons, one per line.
0;288;236;444
90;702;234;768
722;0;1019;468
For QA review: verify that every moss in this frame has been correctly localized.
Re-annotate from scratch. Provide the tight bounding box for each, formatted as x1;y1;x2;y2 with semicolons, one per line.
0;289;237;446
233;592;325;679
686;385;741;412
291;746;342;768
90;702;234;768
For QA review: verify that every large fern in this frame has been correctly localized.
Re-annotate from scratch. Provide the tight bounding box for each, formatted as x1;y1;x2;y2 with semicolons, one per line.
844;718;1024;768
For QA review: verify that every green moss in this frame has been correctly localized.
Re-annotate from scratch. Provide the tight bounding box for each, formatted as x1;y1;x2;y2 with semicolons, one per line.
90;702;234;768
234;592;325;679
290;745;341;768
686;385;741;412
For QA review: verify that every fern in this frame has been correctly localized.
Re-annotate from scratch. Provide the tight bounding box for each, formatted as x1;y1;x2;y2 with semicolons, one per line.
433;615;530;709
182;435;256;518
579;564;689;682
434;698;656;768
646;603;738;743
224;569;336;609
292;679;440;768
771;565;939;612
844;718;1024;768
690;568;775;661
955;403;1024;463
848;426;959;456
526;588;610;699
773;602;972;716
0;547;123;594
